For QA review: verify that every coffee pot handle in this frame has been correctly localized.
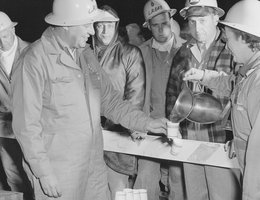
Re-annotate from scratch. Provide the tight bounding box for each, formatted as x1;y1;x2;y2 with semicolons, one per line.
218;100;231;120
183;80;205;94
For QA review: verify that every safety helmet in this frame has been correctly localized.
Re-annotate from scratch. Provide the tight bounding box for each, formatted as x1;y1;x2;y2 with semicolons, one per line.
96;5;119;22
143;0;176;28
0;12;17;33
180;0;224;18
219;0;260;38
95;10;119;22
45;0;105;26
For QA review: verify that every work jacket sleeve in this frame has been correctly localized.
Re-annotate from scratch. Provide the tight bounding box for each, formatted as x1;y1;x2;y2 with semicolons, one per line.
12;54;53;179
100;68;152;133
242;79;260;200
202;69;235;97
122;46;145;109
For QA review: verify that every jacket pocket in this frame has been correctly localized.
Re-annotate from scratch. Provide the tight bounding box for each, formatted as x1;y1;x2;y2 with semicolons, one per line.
51;76;73;84
50;76;77;107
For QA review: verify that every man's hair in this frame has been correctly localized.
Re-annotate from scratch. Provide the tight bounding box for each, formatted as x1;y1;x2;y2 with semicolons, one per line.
231;28;260;51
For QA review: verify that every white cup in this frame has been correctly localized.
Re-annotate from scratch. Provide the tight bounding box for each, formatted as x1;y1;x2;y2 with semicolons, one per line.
167;121;180;138
123;188;133;200
133;189;141;200
115;191;126;200
139;189;147;200
167;122;184;155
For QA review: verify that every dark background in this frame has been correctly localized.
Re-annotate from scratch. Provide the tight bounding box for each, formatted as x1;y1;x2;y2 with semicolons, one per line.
0;0;239;42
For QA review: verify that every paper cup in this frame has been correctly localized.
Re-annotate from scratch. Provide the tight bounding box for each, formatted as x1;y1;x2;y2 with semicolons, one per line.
167;121;180;138
139;189;147;200
115;191;126;200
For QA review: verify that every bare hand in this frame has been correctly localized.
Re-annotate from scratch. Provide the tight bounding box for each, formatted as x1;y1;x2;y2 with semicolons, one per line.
224;140;236;159
183;68;204;81
131;131;146;142
146;118;167;135
39;174;62;198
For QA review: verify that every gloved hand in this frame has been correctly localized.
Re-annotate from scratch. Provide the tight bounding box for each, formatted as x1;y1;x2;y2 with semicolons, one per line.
224;140;236;159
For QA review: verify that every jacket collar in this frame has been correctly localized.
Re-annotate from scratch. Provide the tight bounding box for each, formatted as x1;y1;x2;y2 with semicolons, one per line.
151;35;175;53
41;27;84;70
240;51;260;78
11;37;28;76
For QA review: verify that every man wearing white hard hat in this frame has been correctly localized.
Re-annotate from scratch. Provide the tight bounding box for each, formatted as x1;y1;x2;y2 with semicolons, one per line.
183;1;260;199
92;5;146;200
11;0;168;199
139;0;185;200
0;11;33;199
166;0;242;200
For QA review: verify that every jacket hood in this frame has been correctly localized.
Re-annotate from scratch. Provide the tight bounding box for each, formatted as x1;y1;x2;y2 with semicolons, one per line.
92;5;120;56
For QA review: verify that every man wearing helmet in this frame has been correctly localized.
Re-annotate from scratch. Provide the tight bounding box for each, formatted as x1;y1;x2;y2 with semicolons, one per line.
0;11;32;199
11;0;168;200
139;0;185;200
92;5;146;200
166;0;241;200
183;1;260;199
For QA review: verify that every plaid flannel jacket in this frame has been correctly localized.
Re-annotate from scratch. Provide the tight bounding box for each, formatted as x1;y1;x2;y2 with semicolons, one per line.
166;30;235;143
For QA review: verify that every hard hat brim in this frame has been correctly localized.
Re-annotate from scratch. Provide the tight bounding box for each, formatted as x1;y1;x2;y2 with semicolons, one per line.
0;22;17;33
220;21;260;39
180;6;225;18
94;10;119;22
143;8;177;28
45;8;105;26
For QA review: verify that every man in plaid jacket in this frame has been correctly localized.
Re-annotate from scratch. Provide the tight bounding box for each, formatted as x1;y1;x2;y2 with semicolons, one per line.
165;0;241;199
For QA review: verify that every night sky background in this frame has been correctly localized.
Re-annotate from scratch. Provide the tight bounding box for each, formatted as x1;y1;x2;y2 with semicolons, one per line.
0;0;240;42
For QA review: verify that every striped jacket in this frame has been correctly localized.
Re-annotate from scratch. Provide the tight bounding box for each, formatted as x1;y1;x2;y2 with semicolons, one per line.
166;30;236;143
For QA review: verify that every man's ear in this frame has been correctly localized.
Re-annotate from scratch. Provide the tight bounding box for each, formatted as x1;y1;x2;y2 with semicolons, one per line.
239;35;247;44
213;14;219;26
147;23;151;31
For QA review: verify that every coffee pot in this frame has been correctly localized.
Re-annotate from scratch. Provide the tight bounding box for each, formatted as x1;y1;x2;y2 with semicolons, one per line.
169;81;231;124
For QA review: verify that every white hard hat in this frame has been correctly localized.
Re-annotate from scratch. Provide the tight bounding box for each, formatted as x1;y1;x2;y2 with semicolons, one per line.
45;0;105;26
143;0;176;28
180;0;224;18
0;12;17;32
95;10;119;22
219;0;260;38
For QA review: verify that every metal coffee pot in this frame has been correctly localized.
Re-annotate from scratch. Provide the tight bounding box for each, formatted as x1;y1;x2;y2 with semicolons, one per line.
169;81;231;124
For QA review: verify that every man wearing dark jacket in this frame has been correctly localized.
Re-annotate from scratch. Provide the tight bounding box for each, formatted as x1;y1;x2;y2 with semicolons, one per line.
92;5;146;200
